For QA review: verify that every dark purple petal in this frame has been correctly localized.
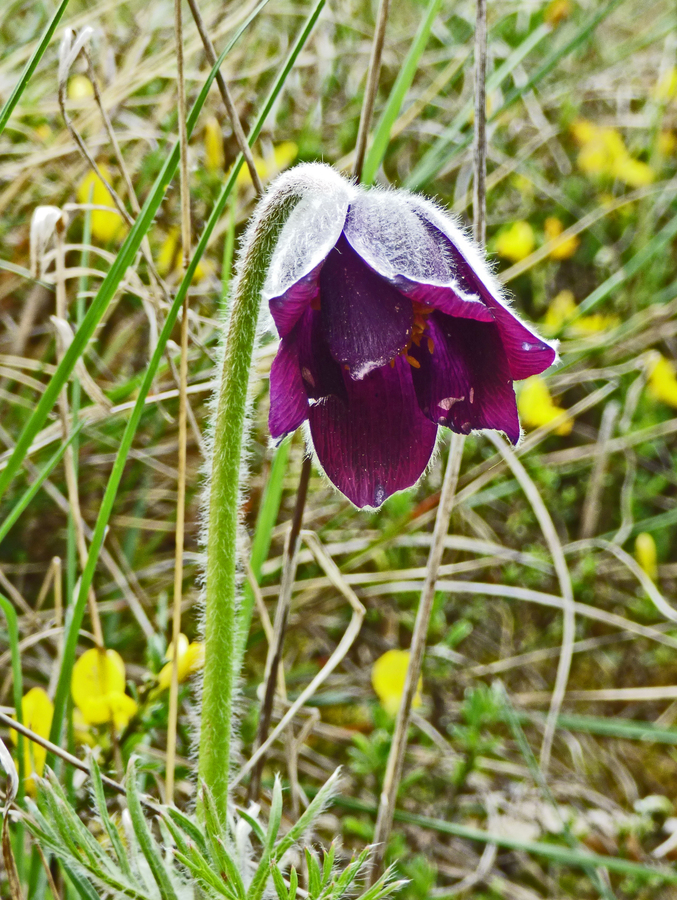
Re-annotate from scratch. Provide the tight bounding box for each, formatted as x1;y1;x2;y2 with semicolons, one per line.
402;282;494;323
319;235;413;379
297;308;348;403
409;209;555;380
308;355;437;508
268;263;321;338
447;252;556;380
409;314;520;444
269;327;309;438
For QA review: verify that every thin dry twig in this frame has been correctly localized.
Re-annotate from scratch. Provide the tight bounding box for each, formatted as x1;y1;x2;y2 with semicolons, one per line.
579;400;620;539
185;0;264;196
248;455;312;801
232;530;365;787
370;432;465;880
472;0;487;245
353;0;392;181
53;214;104;647
484;433;575;776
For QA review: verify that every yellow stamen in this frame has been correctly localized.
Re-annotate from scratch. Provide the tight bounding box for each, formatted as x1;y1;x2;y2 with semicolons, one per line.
406;355;421;369
427;337;434;355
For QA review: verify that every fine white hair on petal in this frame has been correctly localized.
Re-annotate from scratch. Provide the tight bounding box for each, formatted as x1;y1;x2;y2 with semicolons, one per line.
343;187;455;285
405;192;518;311
261;162;355;302
406;191;560;358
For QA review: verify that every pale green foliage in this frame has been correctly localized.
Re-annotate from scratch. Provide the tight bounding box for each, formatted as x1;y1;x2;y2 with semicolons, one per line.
24;760;402;900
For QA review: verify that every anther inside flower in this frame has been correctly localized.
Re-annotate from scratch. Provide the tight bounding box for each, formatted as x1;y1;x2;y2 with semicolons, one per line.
264;165;557;508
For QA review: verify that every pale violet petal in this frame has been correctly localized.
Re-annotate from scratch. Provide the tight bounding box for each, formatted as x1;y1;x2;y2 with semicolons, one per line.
262;164;354;301
343;188;455;285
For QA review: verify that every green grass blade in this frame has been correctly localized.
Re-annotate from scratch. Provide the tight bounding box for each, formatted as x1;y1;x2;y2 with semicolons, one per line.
571;205;677;321
332;795;677;886
126;761;179;900
501;0;626;112
407;0;628;189
47;0;326;755
0;593;23;800
0;0;271;506
406;23;550;190
361;0;443;184
0;0;71;137
237;436;291;667
552;712;677;745
0;425;83;545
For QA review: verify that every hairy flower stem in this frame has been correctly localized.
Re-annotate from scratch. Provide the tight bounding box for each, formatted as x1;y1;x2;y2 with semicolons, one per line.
198;183;306;819
370;433;465;879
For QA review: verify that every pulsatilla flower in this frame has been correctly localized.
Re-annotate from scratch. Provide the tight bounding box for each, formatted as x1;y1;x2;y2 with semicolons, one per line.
264;165;556;508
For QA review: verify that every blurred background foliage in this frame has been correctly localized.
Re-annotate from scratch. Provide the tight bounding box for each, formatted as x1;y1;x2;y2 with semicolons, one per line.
3;0;677;896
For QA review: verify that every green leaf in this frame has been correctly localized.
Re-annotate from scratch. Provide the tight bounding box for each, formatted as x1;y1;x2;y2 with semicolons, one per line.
164;806;209;857
88;756;135;882
361;0;443;184
270;862;289;900
0;0;71;137
0;593;23;796
306;848;322;898
125;760;179;900
0;424;83;545
247;776;284;900
201;784;246;900
274;769;341;860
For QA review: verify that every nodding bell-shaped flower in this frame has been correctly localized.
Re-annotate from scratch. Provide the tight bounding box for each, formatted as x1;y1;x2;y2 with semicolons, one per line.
262;164;557;509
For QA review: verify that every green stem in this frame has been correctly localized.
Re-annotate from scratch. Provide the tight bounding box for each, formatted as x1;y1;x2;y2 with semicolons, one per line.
198;186;304;817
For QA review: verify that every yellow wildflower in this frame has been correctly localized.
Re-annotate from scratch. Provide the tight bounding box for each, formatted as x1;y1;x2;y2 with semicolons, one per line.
71;648;137;730
659;130;677;156
518;375;572;435
570;118;596;145
371;649;422;717
156;227;214;283
158;634;204;690
635;533;658;581
572;120;654;187
76;164;123;243
647;353;677;408
612;156;654;188
571;312;620;334
543;291;618;337
157;227;179;276
655;68;677;102
204;116;225;172
511;173;534;197
544;216;579;260
68;74;93;101
495;221;535;262
10;687;53;795
72;708;96;747
544;0;572;26
575;122;626;175
543;290;577;333
235;142;298;187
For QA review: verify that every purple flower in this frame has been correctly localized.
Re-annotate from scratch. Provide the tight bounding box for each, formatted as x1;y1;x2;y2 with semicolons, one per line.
263;165;556;509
